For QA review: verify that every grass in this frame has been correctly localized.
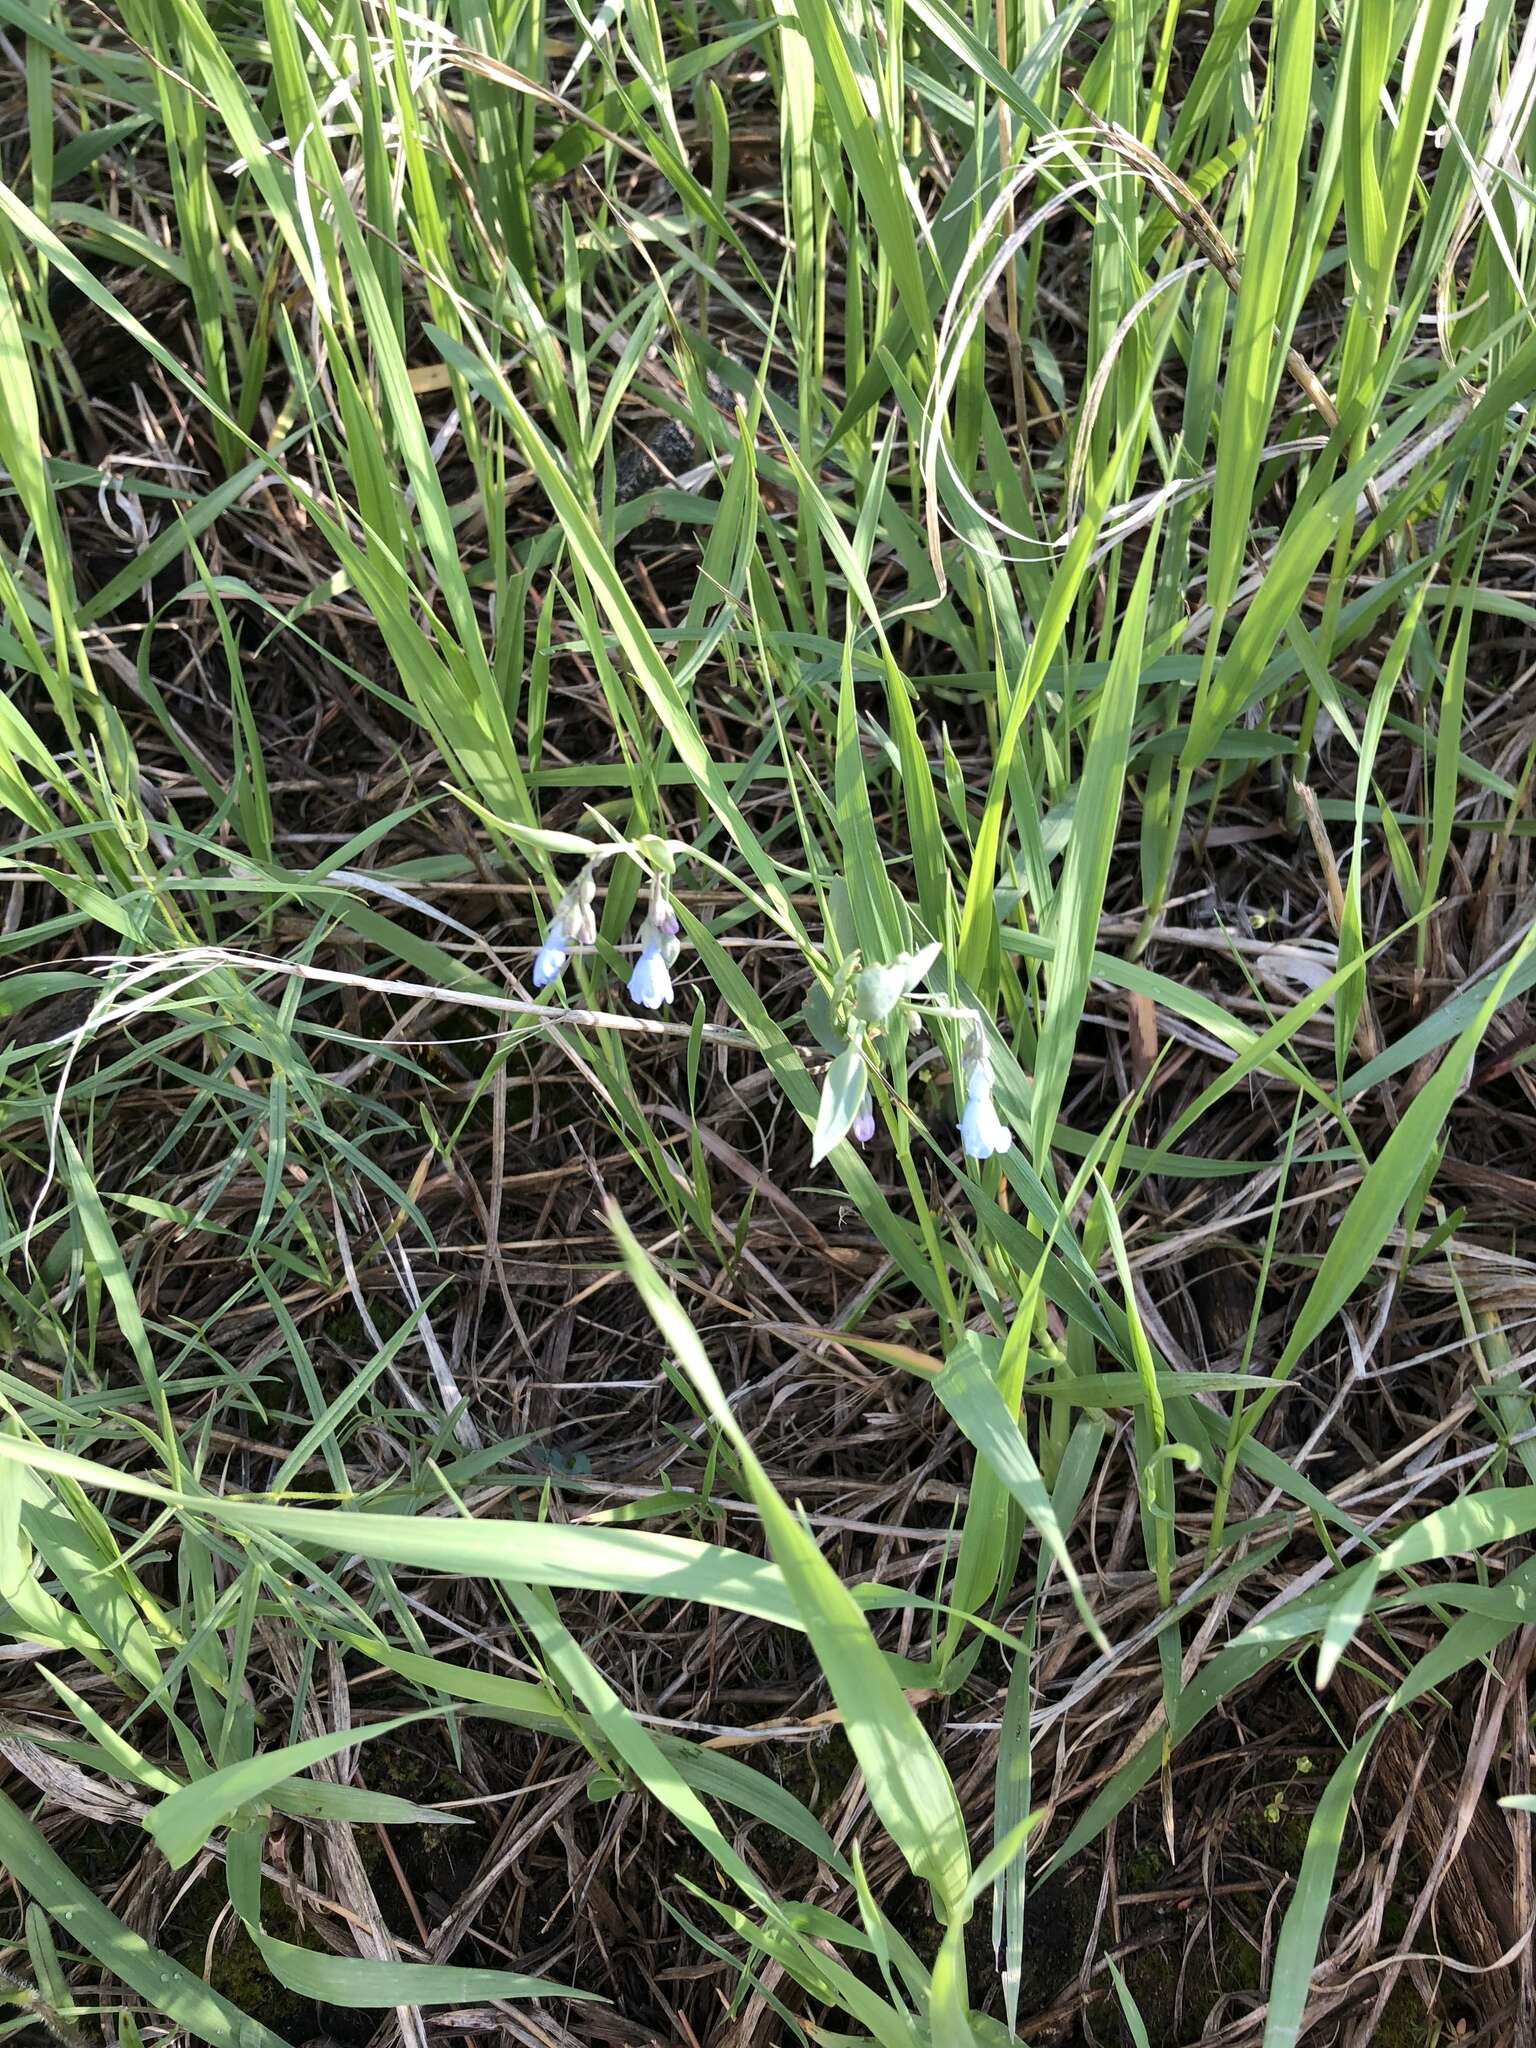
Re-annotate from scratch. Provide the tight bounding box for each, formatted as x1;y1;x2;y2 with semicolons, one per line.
1;0;1535;2042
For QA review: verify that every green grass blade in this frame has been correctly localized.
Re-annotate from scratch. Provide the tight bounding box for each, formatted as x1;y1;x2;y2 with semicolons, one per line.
609;1205;973;1921
0;1788;295;2048
144;1712;427;1869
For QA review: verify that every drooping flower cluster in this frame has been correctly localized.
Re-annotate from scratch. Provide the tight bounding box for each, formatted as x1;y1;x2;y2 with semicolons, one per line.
532;865;684;1010
959;1031;1012;1160
533;869;599;988
628;882;681;1010
531;863;1017;1168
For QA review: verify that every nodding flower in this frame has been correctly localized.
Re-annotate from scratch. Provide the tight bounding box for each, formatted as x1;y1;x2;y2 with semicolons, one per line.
628;875;682;1010
532;936;568;988
532;868;598;989
628;941;673;1009
852;1089;876;1145
959;1033;1012;1160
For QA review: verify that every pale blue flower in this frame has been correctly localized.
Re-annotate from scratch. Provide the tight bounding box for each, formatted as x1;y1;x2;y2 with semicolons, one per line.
534;868;599;988
628;892;682;1010
533;936;568;988
628;941;673;1009
960;1064;1012;1160
852;1090;876;1145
